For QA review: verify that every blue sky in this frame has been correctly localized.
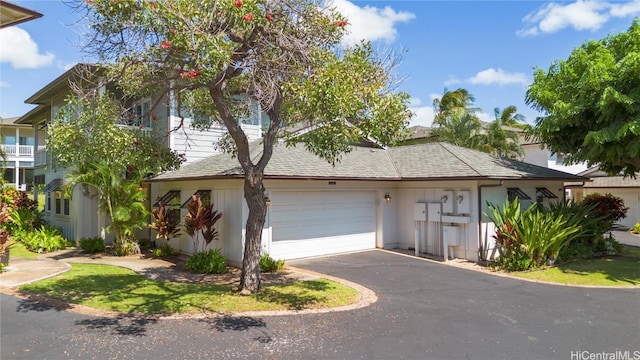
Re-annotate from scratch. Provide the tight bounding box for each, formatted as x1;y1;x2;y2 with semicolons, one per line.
1;0;640;127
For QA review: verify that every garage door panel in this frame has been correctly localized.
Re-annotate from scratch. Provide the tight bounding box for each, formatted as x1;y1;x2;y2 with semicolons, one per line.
269;191;376;259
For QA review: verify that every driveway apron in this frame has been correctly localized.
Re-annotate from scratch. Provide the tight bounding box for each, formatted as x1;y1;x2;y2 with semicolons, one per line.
2;250;639;360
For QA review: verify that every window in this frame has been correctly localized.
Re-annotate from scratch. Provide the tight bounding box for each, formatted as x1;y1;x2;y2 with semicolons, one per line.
4;135;16;145
536;187;558;204
154;190;181;221
181;190;211;208
507;188;531;202
55;191;62;214
127;99;151;128
47;192;51;211
64;198;70;216
19;136;34;146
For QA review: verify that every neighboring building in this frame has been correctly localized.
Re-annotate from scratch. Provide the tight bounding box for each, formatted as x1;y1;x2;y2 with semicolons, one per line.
0;0;42;28
149;141;584;265
0;117;45;190
16;64;263;240
570;166;640;229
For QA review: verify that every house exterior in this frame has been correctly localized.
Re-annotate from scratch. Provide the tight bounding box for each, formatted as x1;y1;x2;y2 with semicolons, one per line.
16;64;263;240
0;0;42;29
149;141;585;265
568;167;640;229
0;117;45;190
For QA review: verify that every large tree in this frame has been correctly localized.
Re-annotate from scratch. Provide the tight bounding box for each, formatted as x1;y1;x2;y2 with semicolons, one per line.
80;0;411;293
526;19;640;176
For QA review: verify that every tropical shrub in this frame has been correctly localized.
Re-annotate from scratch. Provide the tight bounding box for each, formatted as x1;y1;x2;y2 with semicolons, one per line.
79;237;106;254
0;229;16;270
151;243;176;258
184;248;227;274
581;193;628;229
260;253;285;273
18;226;68;253
633;223;640;234
486;199;595;271
149;201;181;248
109;239;140;256
183;195;222;253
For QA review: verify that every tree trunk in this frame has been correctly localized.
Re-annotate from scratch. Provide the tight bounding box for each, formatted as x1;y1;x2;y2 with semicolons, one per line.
239;171;267;294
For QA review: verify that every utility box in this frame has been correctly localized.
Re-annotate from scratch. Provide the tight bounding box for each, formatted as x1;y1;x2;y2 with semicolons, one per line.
427;202;442;222
441;190;454;213
456;190;471;214
443;225;460;246
413;203;427;221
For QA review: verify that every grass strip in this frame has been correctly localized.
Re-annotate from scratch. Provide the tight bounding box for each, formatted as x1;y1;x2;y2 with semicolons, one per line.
512;245;640;286
18;263;360;314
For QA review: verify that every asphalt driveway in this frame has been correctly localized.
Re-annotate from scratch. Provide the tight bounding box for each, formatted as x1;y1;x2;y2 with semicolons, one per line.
2;250;639;360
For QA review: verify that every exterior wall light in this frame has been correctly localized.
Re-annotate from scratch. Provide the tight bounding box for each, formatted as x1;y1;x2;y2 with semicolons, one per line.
456;195;464;204
441;195;448;203
384;192;391;203
264;196;271;207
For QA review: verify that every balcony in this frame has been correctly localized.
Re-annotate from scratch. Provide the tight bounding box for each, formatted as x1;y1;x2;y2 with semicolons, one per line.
1;144;38;158
34;148;49;167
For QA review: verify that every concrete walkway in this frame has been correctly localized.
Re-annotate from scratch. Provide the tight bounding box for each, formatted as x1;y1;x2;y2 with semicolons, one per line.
0;257;70;288
612;230;640;247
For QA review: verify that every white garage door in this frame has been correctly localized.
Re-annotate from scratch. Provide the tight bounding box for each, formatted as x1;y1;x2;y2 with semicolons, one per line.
268;191;376;260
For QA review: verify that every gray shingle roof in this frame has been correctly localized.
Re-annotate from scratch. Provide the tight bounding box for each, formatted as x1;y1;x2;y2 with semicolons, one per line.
151;141;585;182
583;176;640;188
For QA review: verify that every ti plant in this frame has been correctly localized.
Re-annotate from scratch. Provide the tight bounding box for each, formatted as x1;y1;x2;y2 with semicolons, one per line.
149;201;181;248
184;195;222;253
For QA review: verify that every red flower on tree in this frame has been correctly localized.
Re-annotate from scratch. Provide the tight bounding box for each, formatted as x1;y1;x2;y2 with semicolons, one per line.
265;13;273;21
335;19;349;27
161;40;172;49
234;0;243;8
180;69;200;79
243;13;255;22
127;166;135;174
148;1;157;9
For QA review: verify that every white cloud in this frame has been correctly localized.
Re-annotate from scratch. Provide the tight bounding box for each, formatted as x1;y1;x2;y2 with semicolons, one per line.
443;77;462;87
610;0;640;17
518;0;640;36
408;97;435;128
0;27;54;69
468;68;528;86
0;81;9;88
330;0;415;46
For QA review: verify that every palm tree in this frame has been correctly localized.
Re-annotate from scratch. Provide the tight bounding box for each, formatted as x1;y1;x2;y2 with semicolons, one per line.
494;106;526;129
66;160;148;254
432;88;480;127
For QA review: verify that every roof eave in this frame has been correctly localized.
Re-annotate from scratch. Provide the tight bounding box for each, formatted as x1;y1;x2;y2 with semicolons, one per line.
0;1;42;29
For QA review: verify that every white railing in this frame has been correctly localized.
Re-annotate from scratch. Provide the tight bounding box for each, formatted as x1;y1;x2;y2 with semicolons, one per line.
115;124;153;137
0;144;36;158
35;148;48;167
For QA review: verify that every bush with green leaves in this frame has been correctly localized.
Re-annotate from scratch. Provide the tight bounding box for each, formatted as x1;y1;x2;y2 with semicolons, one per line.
151;243;176;258
260;253;285;273
109;239;141;256
79;237;106;254
486;199;600;271
17;226;69;253
184;248;227;274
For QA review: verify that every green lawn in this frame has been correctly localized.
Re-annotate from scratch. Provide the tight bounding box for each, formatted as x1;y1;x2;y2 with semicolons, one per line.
18;263;361;314
512;245;640;286
9;241;39;259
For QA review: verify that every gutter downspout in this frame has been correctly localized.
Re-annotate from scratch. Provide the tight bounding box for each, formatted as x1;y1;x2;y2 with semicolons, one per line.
477;180;504;263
